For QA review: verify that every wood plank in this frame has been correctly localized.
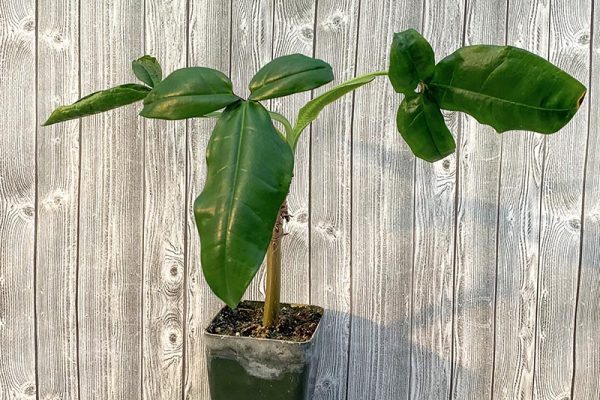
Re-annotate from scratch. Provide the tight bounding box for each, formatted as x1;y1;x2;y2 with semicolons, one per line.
410;1;464;399
347;2;421;399
0;0;37;398
35;0;80;398
492;1;549;399
572;2;600;398
77;0;144;397
183;1;231;398
141;0;187;398
451;0;507;398
230;0;274;300
310;1;359;398
271;0;316;305
572;2;600;400
534;0;592;397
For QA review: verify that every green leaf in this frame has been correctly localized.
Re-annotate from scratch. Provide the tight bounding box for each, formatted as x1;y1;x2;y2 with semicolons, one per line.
132;55;162;87
42;83;151;126
141;67;240;120
397;92;456;162
428;45;587;134
248;54;334;101
194;100;294;308
388;29;435;94
290;71;386;150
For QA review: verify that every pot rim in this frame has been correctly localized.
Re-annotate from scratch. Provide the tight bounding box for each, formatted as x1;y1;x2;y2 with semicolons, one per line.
204;300;325;345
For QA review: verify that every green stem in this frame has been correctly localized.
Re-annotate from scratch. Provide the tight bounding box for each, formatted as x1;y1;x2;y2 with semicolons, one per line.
262;201;287;328
268;111;294;141
288;69;389;150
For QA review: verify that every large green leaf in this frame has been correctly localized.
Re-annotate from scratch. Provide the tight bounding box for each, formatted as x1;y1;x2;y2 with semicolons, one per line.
388;29;435;95
397;92;456;162
428;45;587;133
194;100;294;307
141;67;240;120
290;71;386;149
43;83;151;126
132;55;162;87
248;54;334;101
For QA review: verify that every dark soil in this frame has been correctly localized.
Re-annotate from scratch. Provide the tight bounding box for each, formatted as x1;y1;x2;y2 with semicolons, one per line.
206;301;324;342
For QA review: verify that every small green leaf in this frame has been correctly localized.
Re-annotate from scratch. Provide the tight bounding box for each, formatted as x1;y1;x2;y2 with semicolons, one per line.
397;92;456;162
388;29;435;94
248;54;334;101
141;67;240;120
290;71;386;149
194;101;294;308
132;55;162;87
43;84;151;126
428;45;587;133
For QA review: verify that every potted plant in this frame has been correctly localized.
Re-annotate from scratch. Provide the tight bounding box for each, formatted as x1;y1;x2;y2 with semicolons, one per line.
44;29;586;400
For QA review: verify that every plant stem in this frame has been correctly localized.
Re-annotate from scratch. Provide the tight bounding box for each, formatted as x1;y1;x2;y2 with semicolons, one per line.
268;111;294;141
262;201;288;328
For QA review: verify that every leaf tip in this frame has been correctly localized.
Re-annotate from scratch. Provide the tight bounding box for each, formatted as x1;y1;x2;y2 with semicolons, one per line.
577;89;587;109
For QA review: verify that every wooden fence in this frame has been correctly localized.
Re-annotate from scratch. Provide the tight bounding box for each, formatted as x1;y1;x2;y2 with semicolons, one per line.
0;0;598;398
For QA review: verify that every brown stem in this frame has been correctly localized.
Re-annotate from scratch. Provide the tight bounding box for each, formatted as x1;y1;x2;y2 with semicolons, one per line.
262;201;288;328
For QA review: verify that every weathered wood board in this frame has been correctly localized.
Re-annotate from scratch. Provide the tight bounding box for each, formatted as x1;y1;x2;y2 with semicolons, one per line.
0;1;597;399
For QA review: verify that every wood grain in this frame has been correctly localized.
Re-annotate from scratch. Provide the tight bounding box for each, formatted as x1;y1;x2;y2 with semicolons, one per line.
534;0;592;398
492;1;549;399
229;0;274;300
1;2;599;399
572;3;599;399
142;0;187;398
310;1;359;398
183;1;232;399
0;0;37;398
410;0;464;398
347;1;421;399
35;0;80;398
271;0;316;306
451;1;507;398
77;0;144;398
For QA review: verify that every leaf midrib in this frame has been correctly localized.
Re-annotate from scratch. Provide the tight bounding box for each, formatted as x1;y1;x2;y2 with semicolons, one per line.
429;82;575;112
223;102;248;300
251;65;328;94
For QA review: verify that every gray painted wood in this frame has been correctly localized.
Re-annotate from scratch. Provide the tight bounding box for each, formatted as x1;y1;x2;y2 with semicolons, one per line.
230;0;274;301
0;0;37;398
271;0;315;306
36;0;80;398
410;0;463;398
77;0;144;398
534;0;592;398
348;2;420;399
451;1;506;399
142;0;187;398
492;1;548;399
573;3;600;399
310;1;359;398
184;2;231;399
0;1;598;399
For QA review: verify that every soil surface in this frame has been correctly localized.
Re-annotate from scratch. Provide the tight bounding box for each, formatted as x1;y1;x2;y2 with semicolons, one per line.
207;301;324;342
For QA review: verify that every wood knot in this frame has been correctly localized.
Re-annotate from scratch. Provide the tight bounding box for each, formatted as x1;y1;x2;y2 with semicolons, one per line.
300;26;313;40
22;18;35;32
577;31;590;45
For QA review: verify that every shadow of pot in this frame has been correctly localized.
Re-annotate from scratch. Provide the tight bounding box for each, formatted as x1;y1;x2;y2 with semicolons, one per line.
204;301;325;400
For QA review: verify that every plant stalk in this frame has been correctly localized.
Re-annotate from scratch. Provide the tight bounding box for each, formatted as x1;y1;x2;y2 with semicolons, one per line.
262;201;288;328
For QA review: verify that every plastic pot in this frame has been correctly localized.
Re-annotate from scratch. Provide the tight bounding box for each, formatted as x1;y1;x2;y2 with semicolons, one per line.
204;301;324;400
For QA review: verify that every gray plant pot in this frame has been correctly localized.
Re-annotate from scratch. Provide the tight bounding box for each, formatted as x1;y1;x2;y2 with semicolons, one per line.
204;301;324;400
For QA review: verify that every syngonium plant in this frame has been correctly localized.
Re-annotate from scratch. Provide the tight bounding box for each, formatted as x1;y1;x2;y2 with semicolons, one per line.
44;29;586;328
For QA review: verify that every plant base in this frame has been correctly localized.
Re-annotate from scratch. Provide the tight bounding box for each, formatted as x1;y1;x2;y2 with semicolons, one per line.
204;301;324;400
